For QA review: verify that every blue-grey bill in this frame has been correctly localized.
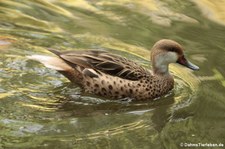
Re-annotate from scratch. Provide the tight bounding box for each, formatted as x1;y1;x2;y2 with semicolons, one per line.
177;55;199;71
185;60;199;70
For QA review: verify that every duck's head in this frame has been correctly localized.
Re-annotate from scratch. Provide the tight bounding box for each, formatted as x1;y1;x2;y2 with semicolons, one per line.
151;39;199;75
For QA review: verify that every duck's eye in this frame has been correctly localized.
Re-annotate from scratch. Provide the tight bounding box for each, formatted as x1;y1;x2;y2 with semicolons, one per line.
170;48;176;52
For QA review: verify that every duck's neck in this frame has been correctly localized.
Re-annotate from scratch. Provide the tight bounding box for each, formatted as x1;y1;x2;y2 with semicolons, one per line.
152;63;170;76
152;57;170;76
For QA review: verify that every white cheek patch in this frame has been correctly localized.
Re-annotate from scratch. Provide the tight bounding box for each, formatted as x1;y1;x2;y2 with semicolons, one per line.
155;52;178;73
165;52;178;63
156;52;178;65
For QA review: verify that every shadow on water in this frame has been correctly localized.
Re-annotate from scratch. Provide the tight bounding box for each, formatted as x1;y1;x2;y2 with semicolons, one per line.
0;0;225;148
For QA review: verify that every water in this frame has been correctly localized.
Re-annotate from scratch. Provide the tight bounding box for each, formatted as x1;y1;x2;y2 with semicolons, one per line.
0;0;225;149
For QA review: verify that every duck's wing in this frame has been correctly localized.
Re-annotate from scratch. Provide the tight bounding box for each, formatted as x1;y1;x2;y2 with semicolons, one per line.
49;49;151;81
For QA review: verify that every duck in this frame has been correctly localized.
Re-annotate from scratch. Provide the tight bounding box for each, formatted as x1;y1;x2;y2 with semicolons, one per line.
28;39;199;100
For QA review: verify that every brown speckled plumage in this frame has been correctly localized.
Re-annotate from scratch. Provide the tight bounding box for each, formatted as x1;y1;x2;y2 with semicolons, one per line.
28;39;199;100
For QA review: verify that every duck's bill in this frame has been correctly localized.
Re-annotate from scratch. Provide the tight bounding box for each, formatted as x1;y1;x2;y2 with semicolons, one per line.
177;56;199;71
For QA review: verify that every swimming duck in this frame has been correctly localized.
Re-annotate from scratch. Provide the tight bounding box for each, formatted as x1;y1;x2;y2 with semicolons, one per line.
28;39;199;100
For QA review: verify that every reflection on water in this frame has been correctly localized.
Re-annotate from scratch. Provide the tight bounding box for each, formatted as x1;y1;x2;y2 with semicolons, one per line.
0;0;225;148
